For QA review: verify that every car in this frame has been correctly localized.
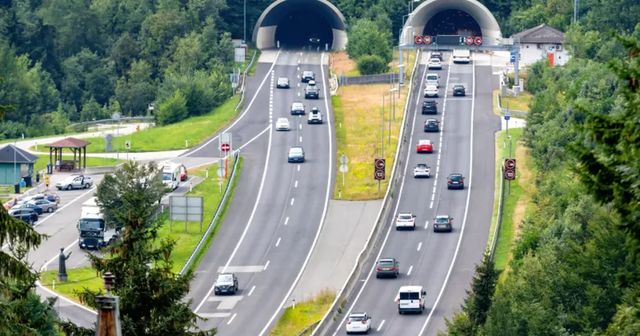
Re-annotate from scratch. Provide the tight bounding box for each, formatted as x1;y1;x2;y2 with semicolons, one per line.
430;51;443;61
288;146;305;163
301;71;315;82
291;102;305;115
304;85;319;99
395;213;416;230
422;100;438;114
345;312;371;334
376;258;400;278
27;199;57;213
307;80;316;86
276;77;289;88
309;37;321;44
424;118;440;132
423;84;439;97
433;215;453;232
452;84;466;96
213;273;238;295
447;173;465;189
308;107;323;124
426;73;440;87
416;139;433;153
11;202;44;215
413;163;431;178
275;117;291;131
56;174;93;190
19;193;60;206
427;58;442;70
9;208;38;224
179;164;188;182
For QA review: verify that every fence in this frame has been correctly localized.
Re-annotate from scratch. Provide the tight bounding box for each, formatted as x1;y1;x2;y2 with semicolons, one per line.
338;73;399;86
67;116;155;132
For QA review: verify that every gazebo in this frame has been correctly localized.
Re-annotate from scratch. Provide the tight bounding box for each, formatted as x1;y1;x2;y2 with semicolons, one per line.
45;137;90;172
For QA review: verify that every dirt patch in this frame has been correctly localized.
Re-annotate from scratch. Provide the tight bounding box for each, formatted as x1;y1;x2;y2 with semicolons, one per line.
331;51;357;76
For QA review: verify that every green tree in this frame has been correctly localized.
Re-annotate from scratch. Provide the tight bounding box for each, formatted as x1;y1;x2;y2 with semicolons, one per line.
156;89;188;125
357;54;388;74
81;161;214;335
346;18;393;64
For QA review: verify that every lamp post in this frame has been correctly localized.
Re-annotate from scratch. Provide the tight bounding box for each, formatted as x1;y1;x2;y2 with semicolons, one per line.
243;0;247;44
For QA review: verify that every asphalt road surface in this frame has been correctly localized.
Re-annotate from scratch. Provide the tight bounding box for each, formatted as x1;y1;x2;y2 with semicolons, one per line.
326;52;499;335
187;50;335;335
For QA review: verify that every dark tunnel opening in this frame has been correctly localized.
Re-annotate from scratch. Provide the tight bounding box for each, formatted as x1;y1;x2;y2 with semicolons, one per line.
423;9;482;37
274;10;333;49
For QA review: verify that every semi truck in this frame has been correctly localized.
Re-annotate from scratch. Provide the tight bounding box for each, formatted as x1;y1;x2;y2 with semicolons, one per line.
77;197;118;249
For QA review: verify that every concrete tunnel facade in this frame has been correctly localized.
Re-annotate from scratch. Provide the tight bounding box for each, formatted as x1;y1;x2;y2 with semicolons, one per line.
401;0;502;47
253;0;347;50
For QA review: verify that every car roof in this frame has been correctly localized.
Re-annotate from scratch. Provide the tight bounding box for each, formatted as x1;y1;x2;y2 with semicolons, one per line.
449;173;463;177
416;163;428;166
425;84;437;88
418;139;432;144
378;257;396;263
454;84;465;87
426;118;438;122
349;312;367;317
427;72;438;76
398;213;413;217
292;102;303;107
303;70;313;75
277;117;288;121
290;146;304;151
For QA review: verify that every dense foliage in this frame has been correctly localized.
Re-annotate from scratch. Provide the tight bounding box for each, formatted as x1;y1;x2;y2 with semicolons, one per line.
0;0;235;140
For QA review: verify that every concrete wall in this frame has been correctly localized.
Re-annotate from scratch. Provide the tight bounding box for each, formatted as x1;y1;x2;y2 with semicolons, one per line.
255;26;277;50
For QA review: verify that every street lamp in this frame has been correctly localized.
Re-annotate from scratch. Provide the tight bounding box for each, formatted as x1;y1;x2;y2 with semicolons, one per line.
243;0;247;44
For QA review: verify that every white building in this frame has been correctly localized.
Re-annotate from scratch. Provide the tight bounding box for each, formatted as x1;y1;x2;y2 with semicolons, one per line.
512;24;570;67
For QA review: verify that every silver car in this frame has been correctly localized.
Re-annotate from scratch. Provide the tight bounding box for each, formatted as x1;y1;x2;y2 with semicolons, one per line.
27;199;58;213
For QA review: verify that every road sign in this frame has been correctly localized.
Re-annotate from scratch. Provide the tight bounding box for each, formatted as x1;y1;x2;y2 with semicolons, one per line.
510;51;517;64
219;132;232;153
504;113;511;121
374;158;386;181
504;158;516;180
474;36;483;46
504;169;516;180
465;36;474;45
423;35;432;45
220;143;230;152
504;159;516;170
339;164;348;173
340;154;348;165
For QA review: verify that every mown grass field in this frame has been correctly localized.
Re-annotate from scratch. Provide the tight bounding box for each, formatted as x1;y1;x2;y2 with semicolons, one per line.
81;96;240;153
32;155;123;173
40;267;102;305
496;90;532;113
270;290;335;336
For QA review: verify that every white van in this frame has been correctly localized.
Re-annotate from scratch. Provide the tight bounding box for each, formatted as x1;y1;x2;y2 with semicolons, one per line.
452;49;471;64
426;73;440;87
161;162;181;190
396;285;426;314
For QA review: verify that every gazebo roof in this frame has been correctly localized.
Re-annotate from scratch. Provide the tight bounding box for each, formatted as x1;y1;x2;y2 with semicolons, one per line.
46;137;90;148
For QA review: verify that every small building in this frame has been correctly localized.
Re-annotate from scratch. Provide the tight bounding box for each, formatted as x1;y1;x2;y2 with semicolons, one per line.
512;24;570;67
0;144;38;185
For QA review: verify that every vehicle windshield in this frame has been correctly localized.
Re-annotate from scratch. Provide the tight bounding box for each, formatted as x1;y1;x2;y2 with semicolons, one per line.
289;148;303;156
450;175;463;181
79;219;104;230
378;259;395;266
435;217;449;224
292;103;303;110
349;315;366;321
162;172;173;181
400;292;420;300
217;274;233;283
427;75;438;80
398;214;412;220
417;164;427;169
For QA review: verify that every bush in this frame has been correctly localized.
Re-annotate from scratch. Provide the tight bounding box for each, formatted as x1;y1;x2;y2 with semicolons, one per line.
156;90;188;125
346;18;393;64
357;55;388;75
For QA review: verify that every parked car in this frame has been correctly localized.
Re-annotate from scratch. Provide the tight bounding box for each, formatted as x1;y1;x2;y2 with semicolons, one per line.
291;102;305;115
416;140;433;153
413;163;431;178
307;107;323;124
395;213;416;230
276;77;290;88
9;208;38;224
214;273;238;295
12;202;44;215
424;119;440;132
301;71;315;82
427;58;442;70
275;117;291;131
424;84;439;98
345;312;372;334
376;258;400;278
27;199;57;213
288;146;305;163
447;173;465;189
452;84;466;96
433;215;453;232
56;175;93;190
422;100;438;115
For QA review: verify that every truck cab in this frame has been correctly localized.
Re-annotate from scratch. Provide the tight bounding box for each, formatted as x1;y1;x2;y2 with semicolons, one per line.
396;285;426;314
77;197;118;249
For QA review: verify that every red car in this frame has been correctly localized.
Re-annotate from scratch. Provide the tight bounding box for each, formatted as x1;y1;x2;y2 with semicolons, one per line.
179;165;188;181
416;140;433;153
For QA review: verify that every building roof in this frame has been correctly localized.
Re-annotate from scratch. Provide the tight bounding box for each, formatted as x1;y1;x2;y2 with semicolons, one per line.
0;144;38;164
512;23;565;44
45;137;90;148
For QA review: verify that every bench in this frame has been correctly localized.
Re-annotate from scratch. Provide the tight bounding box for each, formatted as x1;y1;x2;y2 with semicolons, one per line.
57;160;75;171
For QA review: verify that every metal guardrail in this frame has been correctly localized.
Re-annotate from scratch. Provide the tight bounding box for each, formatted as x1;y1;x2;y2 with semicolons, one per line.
235;50;258;112
180;151;241;275
489;166;505;259
338;73;400;86
312;50;422;336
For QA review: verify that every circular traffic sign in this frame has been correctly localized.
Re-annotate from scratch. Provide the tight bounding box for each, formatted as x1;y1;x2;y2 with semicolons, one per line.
375;170;385;179
423;35;432;45
474;36;483;46
375;159;385;169
505;169;515;179
220;143;231;151
414;35;424;45
340;154;348;165
465;36;474;45
504;114;511;121
505;159;516;169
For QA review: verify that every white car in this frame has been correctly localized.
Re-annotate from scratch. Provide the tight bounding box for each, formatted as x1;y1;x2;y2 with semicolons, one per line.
307;107;323;124
276;77;289;88
426;73;440;87
395;213;416;230
275;117;290;131
345;312;371;334
424;84;439;98
427;58;442;70
413;163;431;178
307;80;316;86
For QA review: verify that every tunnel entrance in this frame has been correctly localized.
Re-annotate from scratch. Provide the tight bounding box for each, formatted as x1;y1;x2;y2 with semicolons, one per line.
253;0;347;50
423;9;482;38
274;10;333;49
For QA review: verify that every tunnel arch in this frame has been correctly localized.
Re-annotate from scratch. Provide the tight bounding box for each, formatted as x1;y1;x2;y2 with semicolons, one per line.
401;0;502;47
253;0;347;50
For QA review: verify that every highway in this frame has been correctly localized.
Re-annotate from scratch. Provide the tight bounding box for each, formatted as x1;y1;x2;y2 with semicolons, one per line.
187;50;335;335
326;52;499;335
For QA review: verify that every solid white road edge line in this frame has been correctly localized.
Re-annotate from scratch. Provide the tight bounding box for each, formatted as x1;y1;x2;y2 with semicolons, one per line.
258;51;334;336
227;313;237;325
419;57;477;336
36;281;97;315
408;265;414;276
248;285;256;296
377;320;386;331
331;62;429;336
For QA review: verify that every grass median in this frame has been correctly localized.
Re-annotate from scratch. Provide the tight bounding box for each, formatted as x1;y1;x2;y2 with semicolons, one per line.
79;96;240;153
40;157;240;302
270;289;335;336
487;128;535;276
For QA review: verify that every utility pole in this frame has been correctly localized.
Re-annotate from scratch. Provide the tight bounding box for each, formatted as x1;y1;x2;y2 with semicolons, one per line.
243;0;247;44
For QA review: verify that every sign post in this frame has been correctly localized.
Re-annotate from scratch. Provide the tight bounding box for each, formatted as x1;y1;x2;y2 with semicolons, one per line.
339;154;349;187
